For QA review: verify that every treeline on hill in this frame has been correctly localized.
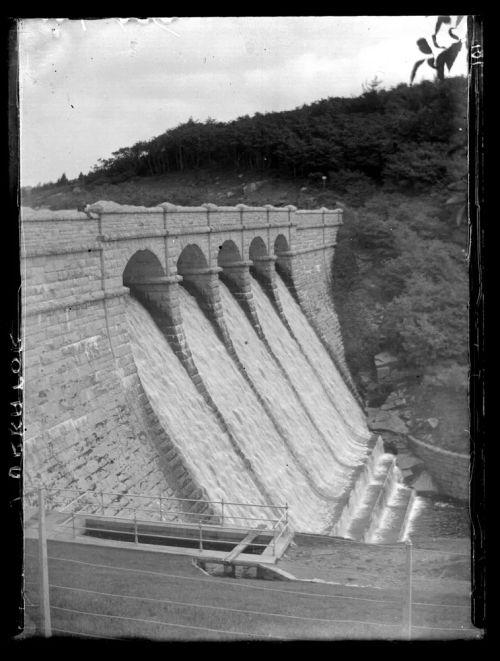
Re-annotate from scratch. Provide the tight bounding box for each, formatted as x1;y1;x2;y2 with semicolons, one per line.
80;77;466;190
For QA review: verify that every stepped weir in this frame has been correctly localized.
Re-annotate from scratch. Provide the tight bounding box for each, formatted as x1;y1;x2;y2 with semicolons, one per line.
22;201;415;543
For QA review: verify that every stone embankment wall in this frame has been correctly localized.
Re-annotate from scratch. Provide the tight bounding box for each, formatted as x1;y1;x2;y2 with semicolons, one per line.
21;202;358;508
407;435;469;501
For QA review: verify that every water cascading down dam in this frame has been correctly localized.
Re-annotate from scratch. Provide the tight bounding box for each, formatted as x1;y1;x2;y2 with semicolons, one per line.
22;201;413;542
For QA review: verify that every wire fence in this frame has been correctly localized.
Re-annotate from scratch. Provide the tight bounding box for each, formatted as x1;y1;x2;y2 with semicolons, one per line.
22;488;479;641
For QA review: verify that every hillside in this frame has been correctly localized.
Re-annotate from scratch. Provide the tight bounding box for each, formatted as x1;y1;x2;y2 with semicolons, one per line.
21;77;469;459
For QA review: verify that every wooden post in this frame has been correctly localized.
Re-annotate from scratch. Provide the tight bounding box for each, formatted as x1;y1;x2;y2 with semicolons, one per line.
38;487;52;638
134;512;138;544
159;492;163;521
100;491;104;515
221;499;224;526
199;524;203;552
402;539;413;640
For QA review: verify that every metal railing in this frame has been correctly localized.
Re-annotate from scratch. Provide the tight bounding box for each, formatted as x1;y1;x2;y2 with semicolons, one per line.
26;487;289;557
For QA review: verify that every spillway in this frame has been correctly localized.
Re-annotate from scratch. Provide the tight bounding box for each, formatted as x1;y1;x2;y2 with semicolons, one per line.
125;275;376;534
252;277;369;466
275;276;370;439
219;281;356;493
126;295;269;524
177;286;333;531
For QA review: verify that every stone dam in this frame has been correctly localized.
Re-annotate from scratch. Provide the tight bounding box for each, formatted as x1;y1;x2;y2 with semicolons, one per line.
21;201;416;540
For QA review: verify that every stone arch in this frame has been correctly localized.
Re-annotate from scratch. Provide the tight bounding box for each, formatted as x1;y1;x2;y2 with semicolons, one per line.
217;240;242;267
123;249;165;287
176;243;219;309
274;234;292;282
249;236;268;262
274;234;289;255
177;243;209;274
249;235;276;287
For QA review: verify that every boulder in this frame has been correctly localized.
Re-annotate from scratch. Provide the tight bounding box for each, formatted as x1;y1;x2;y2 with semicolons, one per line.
427;417;440;429
412;471;438;493
367;409;409;435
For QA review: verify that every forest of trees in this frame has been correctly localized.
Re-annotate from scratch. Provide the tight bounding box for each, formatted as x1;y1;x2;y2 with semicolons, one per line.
83;77;467;192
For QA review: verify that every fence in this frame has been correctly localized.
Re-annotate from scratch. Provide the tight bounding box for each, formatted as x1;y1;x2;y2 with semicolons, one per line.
22;488;479;641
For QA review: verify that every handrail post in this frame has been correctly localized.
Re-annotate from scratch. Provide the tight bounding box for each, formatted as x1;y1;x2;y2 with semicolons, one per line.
402;540;413;640
100;491;104;515
221;499;224;527
285;502;288;525
72;512;76;539
199;524;203;553
134;511;138;544
159;492;163;521
38;487;52;637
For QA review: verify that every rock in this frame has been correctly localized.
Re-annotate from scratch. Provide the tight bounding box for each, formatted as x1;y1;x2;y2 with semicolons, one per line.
367;410;409;435
412;471;438;493
427;417;439;429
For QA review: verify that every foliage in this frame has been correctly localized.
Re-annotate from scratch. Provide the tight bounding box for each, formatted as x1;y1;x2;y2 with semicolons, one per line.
412;16;466;83
61;77;468;193
381;273;467;365
333;192;468;372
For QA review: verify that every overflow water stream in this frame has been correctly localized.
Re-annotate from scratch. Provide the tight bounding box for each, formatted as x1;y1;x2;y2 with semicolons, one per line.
126;274;374;533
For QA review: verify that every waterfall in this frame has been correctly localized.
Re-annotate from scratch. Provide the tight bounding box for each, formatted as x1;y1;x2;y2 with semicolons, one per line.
126;295;268;524
252;277;369;466
126;276;374;534
274;276;370;439
219;281;357;492
178;286;333;531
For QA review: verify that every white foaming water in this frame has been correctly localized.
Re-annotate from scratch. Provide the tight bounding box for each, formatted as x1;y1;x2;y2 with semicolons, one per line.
275;276;370;439
252;277;368;466
178;286;333;531
125;295;269;524
219;281;352;493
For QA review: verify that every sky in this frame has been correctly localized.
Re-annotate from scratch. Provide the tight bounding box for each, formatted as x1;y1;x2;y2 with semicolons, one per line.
18;16;468;187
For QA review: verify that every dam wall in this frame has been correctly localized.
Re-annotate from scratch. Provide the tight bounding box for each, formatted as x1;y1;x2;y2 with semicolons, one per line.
21;202;369;529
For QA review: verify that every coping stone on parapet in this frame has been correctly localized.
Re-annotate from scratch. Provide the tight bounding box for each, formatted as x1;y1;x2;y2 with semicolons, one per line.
86;200;163;214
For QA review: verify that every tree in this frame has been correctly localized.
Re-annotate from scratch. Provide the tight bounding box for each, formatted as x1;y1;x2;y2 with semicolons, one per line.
411;16;466;83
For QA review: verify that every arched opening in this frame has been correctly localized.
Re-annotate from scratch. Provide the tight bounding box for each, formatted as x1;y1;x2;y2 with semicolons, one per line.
217;240;242;268
122;249;177;334
176;243;218;312
274;234;292;283
177;244;209;275
274;234;289;256
249;236;276;294
217;240;251;300
123;249;165;288
249;236;268;262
